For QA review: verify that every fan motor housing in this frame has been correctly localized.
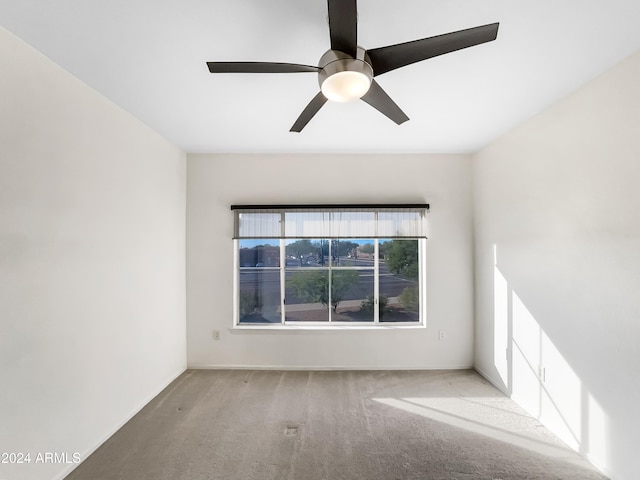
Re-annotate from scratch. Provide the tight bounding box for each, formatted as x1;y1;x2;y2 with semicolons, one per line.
317;47;373;91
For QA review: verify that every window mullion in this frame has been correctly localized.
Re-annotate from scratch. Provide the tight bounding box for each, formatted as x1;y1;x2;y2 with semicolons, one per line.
420;237;427;324
280;237;286;325
233;239;239;326
374;239;380;324
280;212;286;324
328;239;332;323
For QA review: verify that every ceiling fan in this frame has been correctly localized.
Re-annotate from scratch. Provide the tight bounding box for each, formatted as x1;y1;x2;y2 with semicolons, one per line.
207;0;499;132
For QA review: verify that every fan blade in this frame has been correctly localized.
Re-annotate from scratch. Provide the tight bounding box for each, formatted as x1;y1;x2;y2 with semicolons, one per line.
361;80;409;125
367;22;499;76
327;0;358;57
290;92;328;132
207;62;319;74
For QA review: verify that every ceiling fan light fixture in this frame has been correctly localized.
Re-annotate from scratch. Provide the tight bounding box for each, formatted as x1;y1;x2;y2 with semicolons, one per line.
321;70;371;102
317;48;374;103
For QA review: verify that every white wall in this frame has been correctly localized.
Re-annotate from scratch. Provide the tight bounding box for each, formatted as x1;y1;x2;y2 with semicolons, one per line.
187;154;473;369
473;51;640;480
0;28;187;480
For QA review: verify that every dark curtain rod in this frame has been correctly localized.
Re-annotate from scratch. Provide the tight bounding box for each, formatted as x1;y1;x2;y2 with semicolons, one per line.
230;203;429;211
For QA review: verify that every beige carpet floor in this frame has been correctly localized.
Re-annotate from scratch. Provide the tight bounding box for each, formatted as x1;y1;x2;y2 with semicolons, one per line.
65;369;608;480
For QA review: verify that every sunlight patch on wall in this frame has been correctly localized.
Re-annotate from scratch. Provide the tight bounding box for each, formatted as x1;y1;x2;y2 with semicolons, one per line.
511;290;543;417
493;244;509;387
491;243;610;464
585;393;609;472
537;322;582;451
511;290;584;450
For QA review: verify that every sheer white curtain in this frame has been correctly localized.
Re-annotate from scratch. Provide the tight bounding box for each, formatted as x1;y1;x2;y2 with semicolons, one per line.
234;206;427;238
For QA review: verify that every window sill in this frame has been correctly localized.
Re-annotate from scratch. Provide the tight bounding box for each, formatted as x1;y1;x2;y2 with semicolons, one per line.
230;324;426;333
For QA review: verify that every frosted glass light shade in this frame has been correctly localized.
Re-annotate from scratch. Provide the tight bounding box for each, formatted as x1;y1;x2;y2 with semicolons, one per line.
321;71;372;102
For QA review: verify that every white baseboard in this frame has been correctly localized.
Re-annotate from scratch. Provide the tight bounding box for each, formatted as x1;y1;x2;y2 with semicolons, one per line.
188;364;474;371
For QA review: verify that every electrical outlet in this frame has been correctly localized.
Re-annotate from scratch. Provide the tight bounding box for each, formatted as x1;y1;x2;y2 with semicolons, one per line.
438;330;446;340
213;330;220;341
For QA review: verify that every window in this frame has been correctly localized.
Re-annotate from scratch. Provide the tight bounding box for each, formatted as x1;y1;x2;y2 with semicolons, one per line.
233;204;428;327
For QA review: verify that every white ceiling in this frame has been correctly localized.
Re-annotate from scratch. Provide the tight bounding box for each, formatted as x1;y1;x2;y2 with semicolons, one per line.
1;0;639;153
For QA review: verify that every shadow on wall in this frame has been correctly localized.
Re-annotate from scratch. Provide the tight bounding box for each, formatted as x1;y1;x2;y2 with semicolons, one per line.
488;244;610;474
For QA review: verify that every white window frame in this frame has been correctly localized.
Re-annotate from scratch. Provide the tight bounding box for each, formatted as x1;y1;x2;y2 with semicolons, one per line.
232;204;428;329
